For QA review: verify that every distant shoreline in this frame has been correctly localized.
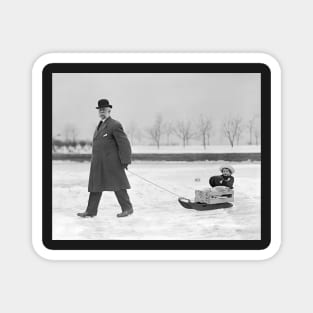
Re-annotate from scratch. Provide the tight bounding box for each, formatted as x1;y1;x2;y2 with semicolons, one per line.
52;152;261;162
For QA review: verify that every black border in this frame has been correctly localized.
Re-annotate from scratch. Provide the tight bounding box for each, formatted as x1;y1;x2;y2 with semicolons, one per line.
42;63;271;250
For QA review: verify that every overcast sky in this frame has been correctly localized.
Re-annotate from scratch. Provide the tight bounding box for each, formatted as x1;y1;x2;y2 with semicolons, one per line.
53;73;260;143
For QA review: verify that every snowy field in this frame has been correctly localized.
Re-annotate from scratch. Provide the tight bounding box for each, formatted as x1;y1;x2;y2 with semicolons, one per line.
53;161;260;240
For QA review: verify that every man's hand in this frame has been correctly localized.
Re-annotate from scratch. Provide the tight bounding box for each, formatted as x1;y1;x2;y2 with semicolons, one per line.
122;164;128;170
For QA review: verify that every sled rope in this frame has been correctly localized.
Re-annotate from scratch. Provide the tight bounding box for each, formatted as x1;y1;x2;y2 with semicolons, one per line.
126;169;182;198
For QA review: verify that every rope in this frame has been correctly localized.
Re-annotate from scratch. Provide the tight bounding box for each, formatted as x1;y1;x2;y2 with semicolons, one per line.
126;169;182;198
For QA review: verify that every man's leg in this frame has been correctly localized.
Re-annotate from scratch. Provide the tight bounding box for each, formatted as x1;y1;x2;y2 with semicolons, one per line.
77;192;102;217
115;189;133;217
86;192;102;215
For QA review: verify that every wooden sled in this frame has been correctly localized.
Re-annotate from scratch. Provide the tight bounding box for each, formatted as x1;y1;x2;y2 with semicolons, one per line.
178;197;233;211
180;186;235;211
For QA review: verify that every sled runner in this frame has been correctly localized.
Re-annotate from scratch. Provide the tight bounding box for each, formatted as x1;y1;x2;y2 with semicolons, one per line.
178;197;233;211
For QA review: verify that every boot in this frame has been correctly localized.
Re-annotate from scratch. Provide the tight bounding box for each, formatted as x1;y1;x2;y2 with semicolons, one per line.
77;212;96;218
117;208;133;218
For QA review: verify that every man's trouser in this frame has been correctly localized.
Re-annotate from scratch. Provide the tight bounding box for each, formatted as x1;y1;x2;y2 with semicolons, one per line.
86;189;133;216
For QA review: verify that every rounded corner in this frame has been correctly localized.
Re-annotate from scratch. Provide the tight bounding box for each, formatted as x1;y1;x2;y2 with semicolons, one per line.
257;53;282;75
31;237;55;261
257;238;282;261
32;53;58;76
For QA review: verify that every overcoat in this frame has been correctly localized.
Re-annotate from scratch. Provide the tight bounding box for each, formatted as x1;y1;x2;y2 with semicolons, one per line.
88;116;131;192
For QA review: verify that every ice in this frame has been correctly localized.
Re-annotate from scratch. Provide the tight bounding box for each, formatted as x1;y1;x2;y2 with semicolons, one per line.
53;161;260;240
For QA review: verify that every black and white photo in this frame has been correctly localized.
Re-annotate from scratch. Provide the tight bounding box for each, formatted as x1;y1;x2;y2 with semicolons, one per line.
32;53;280;259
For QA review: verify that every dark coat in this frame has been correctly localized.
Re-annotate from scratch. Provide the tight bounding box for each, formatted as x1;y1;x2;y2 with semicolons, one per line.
88;116;131;192
209;175;234;189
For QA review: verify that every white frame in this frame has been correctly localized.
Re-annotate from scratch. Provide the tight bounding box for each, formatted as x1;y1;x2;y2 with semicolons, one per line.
32;52;281;260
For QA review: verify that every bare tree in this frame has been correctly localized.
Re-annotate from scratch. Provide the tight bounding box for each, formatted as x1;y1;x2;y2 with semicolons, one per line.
235;122;243;145
64;124;78;145
253;114;261;145
52;133;62;153
174;120;194;147
206;127;213;146
247;114;260;145
163;121;174;145
247;118;255;145
126;121;138;145
223;117;243;147
198;115;213;149
146;114;163;149
52;137;57;153
134;128;142;144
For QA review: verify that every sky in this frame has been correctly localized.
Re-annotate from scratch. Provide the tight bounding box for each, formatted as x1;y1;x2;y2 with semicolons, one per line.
52;73;260;144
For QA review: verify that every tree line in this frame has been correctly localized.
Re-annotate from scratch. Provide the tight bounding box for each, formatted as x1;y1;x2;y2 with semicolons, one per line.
53;113;260;150
128;113;260;149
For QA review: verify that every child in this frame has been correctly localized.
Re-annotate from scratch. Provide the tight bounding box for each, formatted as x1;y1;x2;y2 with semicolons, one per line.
209;165;235;189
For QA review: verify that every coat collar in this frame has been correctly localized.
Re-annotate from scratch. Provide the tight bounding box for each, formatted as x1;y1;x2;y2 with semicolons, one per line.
94;116;112;139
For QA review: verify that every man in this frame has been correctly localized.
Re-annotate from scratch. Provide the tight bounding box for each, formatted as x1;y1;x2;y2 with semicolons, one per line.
77;99;134;218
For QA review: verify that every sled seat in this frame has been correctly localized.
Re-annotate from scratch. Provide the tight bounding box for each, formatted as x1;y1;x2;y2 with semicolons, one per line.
195;187;234;205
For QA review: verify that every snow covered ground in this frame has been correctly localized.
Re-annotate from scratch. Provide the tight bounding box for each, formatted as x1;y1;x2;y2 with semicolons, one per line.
53;161;260;240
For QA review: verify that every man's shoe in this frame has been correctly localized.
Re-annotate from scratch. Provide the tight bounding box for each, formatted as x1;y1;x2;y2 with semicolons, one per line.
117;209;133;218
77;212;96;218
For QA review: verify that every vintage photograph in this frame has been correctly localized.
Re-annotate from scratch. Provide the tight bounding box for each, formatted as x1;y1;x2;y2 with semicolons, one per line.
52;72;261;240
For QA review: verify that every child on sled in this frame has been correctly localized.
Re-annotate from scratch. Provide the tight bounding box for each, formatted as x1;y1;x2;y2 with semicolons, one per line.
209;165;235;189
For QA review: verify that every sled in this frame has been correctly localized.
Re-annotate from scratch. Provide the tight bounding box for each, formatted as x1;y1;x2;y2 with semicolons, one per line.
178;197;233;211
127;169;235;211
178;187;234;211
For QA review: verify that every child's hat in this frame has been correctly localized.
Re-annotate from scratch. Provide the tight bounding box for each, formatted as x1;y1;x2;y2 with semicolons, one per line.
219;165;235;174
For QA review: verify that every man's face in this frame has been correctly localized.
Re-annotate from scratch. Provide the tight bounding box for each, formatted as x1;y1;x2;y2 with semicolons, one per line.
98;107;111;120
222;168;231;176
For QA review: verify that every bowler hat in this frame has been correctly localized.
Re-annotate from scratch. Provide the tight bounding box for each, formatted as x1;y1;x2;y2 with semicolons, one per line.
96;99;112;109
